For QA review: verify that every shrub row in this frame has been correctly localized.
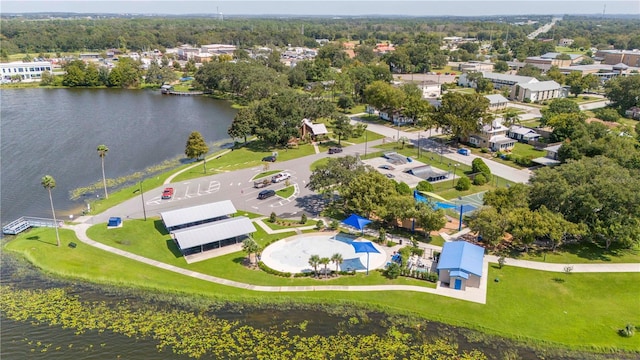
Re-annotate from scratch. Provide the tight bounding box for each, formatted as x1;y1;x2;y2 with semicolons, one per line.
400;268;439;282
258;261;291;278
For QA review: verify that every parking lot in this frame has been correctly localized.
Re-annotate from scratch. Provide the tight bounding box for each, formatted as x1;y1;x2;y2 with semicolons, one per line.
363;156;439;188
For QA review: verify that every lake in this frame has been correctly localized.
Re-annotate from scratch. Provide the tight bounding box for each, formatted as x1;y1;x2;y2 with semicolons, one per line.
0;88;236;226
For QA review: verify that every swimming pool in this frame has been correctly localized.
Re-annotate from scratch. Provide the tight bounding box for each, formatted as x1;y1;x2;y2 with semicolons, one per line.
260;232;388;274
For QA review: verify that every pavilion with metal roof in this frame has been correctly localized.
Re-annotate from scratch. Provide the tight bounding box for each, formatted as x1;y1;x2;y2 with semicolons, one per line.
170;216;256;256
436;241;485;290
161;200;237;232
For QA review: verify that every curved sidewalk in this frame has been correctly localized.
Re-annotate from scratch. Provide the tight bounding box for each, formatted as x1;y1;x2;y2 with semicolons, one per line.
68;222;486;303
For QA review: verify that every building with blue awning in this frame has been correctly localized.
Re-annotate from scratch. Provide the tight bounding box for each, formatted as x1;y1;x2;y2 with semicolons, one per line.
436;241;485;290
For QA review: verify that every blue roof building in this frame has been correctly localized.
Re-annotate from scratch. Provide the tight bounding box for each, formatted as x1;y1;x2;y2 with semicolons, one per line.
436;241;485;290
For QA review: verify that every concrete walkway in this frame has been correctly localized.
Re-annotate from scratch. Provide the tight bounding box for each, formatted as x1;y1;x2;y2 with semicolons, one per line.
165;149;233;184
64;216;639;306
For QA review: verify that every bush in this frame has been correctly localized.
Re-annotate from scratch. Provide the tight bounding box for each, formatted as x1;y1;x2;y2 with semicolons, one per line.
416;181;434;192
378;228;386;243
384;262;401;279
523;98;531;103
513;156;533;167
471;158;492;181
619;323;636;337
315;219;325;231
593;107;621;122
395;182;412;195
386;240;395;247
269;212;277;223
473;173;487;185
455;176;471;191
480;147;489;153
258;261;292;278
300;213;307;224
329;220;340;230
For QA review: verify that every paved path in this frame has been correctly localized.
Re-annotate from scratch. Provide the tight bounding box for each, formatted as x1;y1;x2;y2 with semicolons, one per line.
66;221;486;303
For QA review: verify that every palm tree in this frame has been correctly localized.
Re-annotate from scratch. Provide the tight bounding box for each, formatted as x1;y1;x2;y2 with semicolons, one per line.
308;254;320;278
41;175;60;247
503;109;521;127
241;238;260;265
97;144;109;199
331;253;343;273
319;257;331;278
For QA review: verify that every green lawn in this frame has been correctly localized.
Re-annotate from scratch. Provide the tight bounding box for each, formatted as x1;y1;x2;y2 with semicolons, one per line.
509;242;640;264
263;217;317;230
252;170;281;180
5;226;640;352
276;185;295;198
511;142;545;159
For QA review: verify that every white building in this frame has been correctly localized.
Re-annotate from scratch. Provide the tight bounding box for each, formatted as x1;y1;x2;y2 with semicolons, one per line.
458;72;538;90
1;61;53;83
511;80;566;102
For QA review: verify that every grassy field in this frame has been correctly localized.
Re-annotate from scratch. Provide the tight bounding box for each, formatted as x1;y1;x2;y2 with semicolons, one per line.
5;226;640;352
276;185;295;198
509;242;640;264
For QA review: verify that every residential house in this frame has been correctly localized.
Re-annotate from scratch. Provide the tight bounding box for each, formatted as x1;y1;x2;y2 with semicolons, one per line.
465;119;516;151
418;80;442;98
484;94;509;111
511;80;566;102
436;241;485;290
379;109;414;125
532;143;562;166
508;125;541;142
625;106;640;120
300;118;328;139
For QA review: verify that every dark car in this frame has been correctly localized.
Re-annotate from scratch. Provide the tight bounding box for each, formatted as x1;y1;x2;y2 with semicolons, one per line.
328;147;343;154
262;155;277;162
258;189;276;200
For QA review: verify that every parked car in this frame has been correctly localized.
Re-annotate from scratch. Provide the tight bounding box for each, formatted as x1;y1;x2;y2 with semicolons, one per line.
254;179;271;188
457;148;470;156
262;155;277;162
328;147;343;154
379;164;395;170
257;189;276;200
162;187;174;199
271;172;291;183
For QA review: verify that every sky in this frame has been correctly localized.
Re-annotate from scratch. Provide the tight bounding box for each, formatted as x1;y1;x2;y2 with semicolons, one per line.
1;0;639;16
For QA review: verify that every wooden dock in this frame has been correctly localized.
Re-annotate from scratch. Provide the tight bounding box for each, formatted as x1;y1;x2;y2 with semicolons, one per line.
163;90;204;96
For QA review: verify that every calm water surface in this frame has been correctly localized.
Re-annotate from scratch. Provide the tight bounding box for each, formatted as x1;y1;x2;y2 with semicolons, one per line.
0;88;236;225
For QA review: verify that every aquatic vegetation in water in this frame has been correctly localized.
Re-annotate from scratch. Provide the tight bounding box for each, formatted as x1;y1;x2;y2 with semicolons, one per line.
1;286;487;359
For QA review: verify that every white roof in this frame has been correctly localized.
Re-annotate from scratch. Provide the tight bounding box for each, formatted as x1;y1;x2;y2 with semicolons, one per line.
302;118;328;135
482;72;538;84
517;80;561;92
532;157;561;166
509;125;537;135
172;216;256;249
484;94;509;105
161;200;237;229
544;144;562;152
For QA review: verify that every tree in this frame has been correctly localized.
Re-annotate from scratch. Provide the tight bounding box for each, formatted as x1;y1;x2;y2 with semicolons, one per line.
308;254;321;277
529;156;640;250
97;144;109;199
331;253;343;273
471;158;492;182
341;171;397;218
482;183;530;213
546;66;566;85
185;131;209;174
337;95;354;111
308;156;367;196
604;75;640;113
300;213;307;224
467;207;507;248
432;92;492;142
493;60;509;73
565;71;586;97
319;257;331;278
502;109;521;127
507;207;545;252
228;106;255;143
41;175;60;247
540;98;582;126
414;201;446;239
331;113;353;145
364;80;405;113
242;238;260;265
384;262;401;279
593;108;621;122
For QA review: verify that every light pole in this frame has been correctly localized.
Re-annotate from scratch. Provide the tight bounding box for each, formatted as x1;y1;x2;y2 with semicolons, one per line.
364;130;368;158
452;163;459;188
139;180;147;221
417;131;421;158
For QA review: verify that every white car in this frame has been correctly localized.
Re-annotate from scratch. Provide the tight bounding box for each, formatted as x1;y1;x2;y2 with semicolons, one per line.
271;172;291;183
